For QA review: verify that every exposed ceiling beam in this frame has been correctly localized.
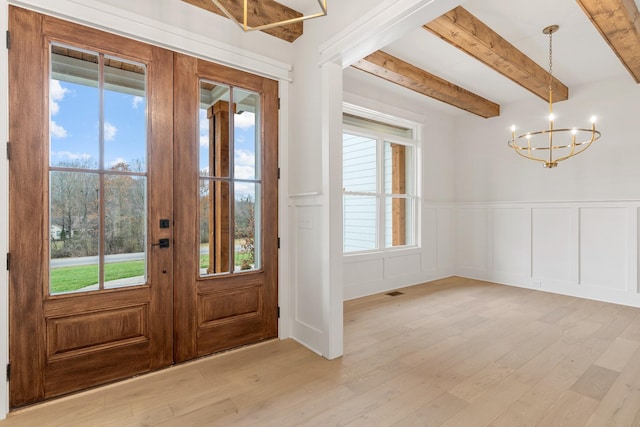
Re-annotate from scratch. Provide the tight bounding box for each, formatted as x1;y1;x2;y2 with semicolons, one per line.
424;6;569;103
577;0;640;83
182;0;303;43
351;50;500;118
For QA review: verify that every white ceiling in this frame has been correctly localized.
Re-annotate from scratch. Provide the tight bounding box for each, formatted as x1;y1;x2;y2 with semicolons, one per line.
344;0;639;116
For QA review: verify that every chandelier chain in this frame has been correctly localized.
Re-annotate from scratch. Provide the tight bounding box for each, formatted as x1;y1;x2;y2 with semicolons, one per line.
548;29;553;91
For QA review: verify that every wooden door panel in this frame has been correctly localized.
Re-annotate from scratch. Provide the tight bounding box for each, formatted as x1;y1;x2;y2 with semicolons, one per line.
198;286;262;324
46;304;148;359
44;342;150;399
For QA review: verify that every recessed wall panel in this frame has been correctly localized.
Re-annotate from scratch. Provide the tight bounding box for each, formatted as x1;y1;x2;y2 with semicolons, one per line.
456;208;487;271
580;208;628;290
438;208;454;270
423;207;437;270
385;253;422;278
344;259;384;286
532;208;573;282
492;208;529;276
296;205;324;331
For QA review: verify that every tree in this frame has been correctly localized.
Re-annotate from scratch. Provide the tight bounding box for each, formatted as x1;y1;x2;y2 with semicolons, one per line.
235;194;255;269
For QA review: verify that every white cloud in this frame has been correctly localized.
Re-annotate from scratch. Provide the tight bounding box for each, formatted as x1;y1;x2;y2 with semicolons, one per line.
235;149;255;179
234;112;255;130
132;96;144;109
104;122;118;141
50;120;68;138
235;149;255;166
52;151;91;161
200;110;209;131
50;80;68;116
235;166;255;180
200;135;209;147
110;157;126;167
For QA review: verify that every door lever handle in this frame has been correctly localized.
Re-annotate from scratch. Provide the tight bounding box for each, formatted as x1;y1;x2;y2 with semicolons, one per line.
152;238;170;248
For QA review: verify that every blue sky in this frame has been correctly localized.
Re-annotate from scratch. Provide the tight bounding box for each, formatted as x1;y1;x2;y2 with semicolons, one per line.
50;79;147;170
50;78;258;196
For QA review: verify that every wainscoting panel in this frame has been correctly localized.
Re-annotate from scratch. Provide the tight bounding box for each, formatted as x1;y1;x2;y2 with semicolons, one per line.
437;207;454;272
343;203;455;300
294;204;324;332
343;258;384;287
423;207;438;271
532;208;574;283
492;208;530;278
579;207;628;291
456;201;640;308
385;252;422;278
456;207;488;275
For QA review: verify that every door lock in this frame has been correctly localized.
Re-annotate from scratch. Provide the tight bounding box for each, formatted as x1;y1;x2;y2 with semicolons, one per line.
152;238;170;248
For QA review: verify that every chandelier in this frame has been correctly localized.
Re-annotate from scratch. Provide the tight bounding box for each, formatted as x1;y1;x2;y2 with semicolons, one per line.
508;25;601;168
209;0;328;32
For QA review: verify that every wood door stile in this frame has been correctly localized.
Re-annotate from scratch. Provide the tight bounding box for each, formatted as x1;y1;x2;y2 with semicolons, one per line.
8;7;47;407
173;53;199;362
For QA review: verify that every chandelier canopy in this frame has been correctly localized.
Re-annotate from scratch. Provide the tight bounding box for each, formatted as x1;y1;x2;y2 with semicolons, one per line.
209;0;328;33
508;25;601;168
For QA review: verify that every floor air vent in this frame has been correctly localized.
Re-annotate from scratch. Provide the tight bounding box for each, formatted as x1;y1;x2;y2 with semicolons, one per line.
386;291;404;297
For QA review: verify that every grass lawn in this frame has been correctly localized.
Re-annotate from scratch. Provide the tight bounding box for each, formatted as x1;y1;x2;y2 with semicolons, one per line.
51;260;145;293
51;252;254;294
199;252;252;269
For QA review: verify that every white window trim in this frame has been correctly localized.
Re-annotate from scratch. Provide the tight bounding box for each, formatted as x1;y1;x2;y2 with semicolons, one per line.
342;103;422;256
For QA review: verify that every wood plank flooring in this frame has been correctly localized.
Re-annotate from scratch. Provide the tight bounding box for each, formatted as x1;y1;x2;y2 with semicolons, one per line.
3;276;640;426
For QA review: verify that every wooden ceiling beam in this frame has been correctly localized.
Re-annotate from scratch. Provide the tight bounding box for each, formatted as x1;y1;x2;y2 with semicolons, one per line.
182;0;303;43
424;6;569;103
351;50;500;118
577;0;640;83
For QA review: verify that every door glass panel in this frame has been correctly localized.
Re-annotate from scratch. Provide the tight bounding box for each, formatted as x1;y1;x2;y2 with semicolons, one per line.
235;183;260;271
199;82;262;276
104;174;147;289
50;46;100;169
199;179;232;275
233;88;259;180
104;55;147;170
50;171;100;293
49;43;148;294
199;82;231;178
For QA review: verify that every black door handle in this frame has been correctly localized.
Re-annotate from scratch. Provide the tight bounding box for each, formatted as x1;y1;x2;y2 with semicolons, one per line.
152;238;170;248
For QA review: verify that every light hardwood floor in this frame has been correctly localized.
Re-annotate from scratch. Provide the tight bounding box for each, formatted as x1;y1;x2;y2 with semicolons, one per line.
3;276;640;426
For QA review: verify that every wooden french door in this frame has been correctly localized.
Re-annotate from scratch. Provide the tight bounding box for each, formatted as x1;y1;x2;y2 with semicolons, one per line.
8;7;278;408
172;55;279;361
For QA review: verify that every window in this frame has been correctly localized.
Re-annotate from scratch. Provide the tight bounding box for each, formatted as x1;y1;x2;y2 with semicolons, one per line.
49;43;148;294
198;81;262;275
343;106;419;253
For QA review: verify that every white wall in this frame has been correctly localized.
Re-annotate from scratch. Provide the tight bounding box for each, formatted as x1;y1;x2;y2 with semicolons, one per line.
455;78;640;202
453;77;640;307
